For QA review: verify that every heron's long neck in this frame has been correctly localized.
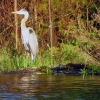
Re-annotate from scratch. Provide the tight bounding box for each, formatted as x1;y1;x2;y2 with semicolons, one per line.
21;14;29;29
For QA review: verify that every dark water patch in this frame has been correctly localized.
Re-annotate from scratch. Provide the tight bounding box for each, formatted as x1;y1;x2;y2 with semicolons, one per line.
0;74;100;99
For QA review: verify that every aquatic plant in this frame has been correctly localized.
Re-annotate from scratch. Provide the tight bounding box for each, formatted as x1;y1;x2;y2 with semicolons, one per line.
80;68;88;78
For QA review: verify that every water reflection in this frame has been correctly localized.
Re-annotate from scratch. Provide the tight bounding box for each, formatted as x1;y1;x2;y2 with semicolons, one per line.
0;74;100;100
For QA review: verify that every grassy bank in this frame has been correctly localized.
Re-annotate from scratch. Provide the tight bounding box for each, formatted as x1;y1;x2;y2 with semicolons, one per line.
0;42;100;74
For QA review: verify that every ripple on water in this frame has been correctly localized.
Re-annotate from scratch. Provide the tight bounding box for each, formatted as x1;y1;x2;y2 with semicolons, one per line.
0;74;100;100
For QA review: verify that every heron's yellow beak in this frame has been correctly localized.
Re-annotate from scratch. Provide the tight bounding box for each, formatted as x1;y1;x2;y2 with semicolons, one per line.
11;12;16;14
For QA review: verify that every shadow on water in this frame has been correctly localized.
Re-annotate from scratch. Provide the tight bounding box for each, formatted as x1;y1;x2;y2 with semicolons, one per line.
0;74;100;100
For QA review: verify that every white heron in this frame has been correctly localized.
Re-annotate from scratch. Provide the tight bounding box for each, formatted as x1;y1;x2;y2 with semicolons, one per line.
12;9;38;60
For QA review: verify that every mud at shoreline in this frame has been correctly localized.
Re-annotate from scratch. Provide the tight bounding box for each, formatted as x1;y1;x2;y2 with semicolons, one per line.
1;63;100;75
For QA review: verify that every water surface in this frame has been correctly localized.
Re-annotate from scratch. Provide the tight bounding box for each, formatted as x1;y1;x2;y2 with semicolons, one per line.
0;74;100;100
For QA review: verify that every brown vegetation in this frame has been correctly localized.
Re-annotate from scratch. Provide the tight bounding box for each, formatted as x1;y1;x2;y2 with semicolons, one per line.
0;0;100;65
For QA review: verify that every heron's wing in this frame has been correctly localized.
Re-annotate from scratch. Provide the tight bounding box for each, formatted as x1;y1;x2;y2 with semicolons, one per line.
28;28;38;57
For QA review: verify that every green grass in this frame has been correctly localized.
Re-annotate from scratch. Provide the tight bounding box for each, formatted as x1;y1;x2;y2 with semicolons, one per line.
0;43;100;75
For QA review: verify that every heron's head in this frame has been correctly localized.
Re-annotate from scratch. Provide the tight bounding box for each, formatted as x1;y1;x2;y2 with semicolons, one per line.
12;9;28;15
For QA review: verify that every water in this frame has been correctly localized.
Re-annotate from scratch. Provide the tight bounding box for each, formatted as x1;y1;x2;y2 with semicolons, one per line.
0;74;100;100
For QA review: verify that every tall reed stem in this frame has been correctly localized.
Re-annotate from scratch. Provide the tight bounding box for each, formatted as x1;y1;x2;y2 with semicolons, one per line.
14;0;18;49
48;0;53;66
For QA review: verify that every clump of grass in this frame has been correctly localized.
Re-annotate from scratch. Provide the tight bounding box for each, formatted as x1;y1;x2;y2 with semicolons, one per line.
0;47;32;71
0;47;12;71
80;68;88;79
88;64;100;75
79;64;100;78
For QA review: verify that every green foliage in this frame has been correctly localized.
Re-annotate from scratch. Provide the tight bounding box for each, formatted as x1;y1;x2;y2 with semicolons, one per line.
11;32;16;39
80;68;88;79
0;47;33;71
0;43;81;71
88;64;100;74
46;67;52;75
79;64;100;77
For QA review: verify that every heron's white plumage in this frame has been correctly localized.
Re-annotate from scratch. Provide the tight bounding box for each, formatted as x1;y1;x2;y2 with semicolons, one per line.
12;9;38;60
28;28;38;59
